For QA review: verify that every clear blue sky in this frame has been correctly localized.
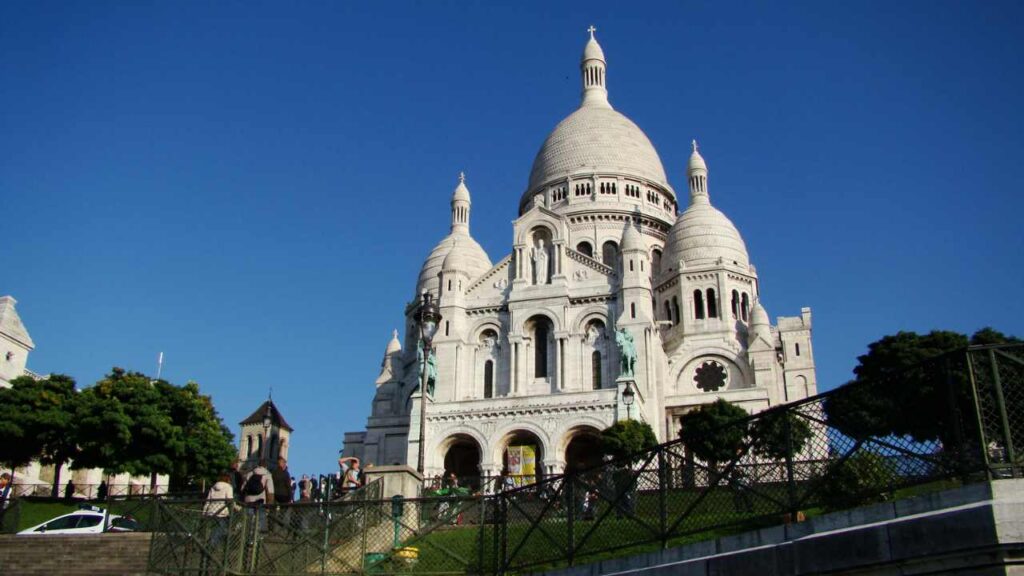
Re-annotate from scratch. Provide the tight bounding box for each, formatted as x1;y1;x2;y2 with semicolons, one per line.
3;1;1022;478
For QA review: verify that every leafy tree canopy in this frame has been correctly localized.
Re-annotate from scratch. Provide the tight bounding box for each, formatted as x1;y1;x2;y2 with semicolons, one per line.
76;368;235;490
0;375;81;495
750;410;813;461
678;399;749;467
824;328;1019;443
599;420;658;461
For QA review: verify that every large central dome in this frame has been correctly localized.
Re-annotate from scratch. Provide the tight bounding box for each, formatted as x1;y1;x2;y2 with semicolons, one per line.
526;106;669;193
519;30;675;219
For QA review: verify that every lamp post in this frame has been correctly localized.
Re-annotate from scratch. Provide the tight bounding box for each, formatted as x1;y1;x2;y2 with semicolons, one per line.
261;404;272;464
416;291;442;475
622;381;636;421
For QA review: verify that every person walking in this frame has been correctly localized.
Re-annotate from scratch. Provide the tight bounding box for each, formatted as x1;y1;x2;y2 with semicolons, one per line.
241;460;274;531
271;457;293;533
202;472;235;572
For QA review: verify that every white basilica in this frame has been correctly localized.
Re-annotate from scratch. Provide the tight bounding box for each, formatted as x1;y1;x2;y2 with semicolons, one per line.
343;31;817;481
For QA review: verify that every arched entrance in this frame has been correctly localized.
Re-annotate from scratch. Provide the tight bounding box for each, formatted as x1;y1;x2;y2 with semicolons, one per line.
564;428;603;474
440;434;482;491
498;430;545;487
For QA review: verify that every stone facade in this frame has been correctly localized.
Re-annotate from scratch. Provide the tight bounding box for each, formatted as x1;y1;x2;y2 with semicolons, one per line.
343;31;818;478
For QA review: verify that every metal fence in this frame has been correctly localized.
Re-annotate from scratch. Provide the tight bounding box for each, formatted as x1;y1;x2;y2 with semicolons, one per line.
1;344;1019;575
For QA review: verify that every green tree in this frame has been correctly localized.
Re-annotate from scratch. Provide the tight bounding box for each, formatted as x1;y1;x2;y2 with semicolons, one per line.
76;368;235;491
816;451;897;511
749;410;813;461
599;420;658;461
0;375;81;496
678;399;750;474
824;328;1019;444
156;380;236;490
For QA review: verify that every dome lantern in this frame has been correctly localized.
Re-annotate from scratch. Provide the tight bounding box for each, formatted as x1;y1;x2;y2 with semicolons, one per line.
688;140;709;204
581;26;610;109
451;171;471;234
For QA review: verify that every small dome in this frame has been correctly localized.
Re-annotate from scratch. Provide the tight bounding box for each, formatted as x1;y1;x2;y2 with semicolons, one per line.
583;37;605;62
441;238;472;271
385;329;402;354
621;222;645;252
750;301;769;327
665;202;749;269
525;106;669;197
452;172;471;203
688;140;707;173
417;233;491;296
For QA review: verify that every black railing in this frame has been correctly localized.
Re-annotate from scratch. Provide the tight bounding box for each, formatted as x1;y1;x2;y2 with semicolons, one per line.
2;344;1019;575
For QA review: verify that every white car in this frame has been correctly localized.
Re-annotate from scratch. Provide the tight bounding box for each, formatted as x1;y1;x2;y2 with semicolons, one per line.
18;504;141;535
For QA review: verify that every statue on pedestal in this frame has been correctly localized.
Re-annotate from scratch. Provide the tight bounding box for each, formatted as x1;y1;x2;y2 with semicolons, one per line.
615;328;637;378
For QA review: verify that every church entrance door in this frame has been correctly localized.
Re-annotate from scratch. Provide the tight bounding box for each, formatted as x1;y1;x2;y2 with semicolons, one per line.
442;435;482;492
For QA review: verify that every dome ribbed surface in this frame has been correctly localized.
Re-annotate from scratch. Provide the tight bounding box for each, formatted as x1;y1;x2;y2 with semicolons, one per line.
525;107;668;195
666;202;749;268
417;233;491;296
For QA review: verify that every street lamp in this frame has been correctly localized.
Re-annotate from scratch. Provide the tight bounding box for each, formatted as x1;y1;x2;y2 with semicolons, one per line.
261;404;272;464
416;291;442;475
622;381;636;421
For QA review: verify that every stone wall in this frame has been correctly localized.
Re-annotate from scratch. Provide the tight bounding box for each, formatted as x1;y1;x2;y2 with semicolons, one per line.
0;532;152;576
538;479;1024;576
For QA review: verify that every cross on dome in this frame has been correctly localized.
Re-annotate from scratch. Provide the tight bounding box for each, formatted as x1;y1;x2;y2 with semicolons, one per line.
459;171;465;183
692;139;699;152
588;25;596;39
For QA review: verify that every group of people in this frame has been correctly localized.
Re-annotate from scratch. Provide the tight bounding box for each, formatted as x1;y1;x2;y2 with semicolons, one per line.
203;454;370;511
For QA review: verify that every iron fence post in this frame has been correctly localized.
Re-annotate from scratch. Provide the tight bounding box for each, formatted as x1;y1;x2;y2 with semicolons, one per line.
657;449;668;547
942;356;969;481
477;494;486;575
989;349;1017;475
566;473;575;566
783;413;798;518
499;493;508;575
966;350;992;479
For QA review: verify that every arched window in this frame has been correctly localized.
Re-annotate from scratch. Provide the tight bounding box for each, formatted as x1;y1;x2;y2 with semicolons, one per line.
256;434;264;457
731;290;740;318
706;288;718;318
672;296;680;324
630;302;636;319
694;290;705;320
534;320;549;378
246;435;253;456
592;351;602;390
652;249;662;276
602;241;619;266
795;343;801;357
629;260;634;272
664;301;672;324
577;241;593;258
484;360;494;398
741;293;750;322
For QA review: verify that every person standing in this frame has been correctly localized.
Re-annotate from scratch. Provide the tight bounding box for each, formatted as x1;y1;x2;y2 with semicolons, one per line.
241;459;274;532
230;460;245;501
272;458;292;505
298;475;312;502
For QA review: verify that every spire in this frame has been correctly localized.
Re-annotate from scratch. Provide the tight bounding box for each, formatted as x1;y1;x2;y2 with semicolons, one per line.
451;171;471;234
581;26;611;109
687;139;709;204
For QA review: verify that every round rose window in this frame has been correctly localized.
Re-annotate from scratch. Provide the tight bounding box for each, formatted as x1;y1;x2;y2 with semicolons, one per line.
694;360;728;392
